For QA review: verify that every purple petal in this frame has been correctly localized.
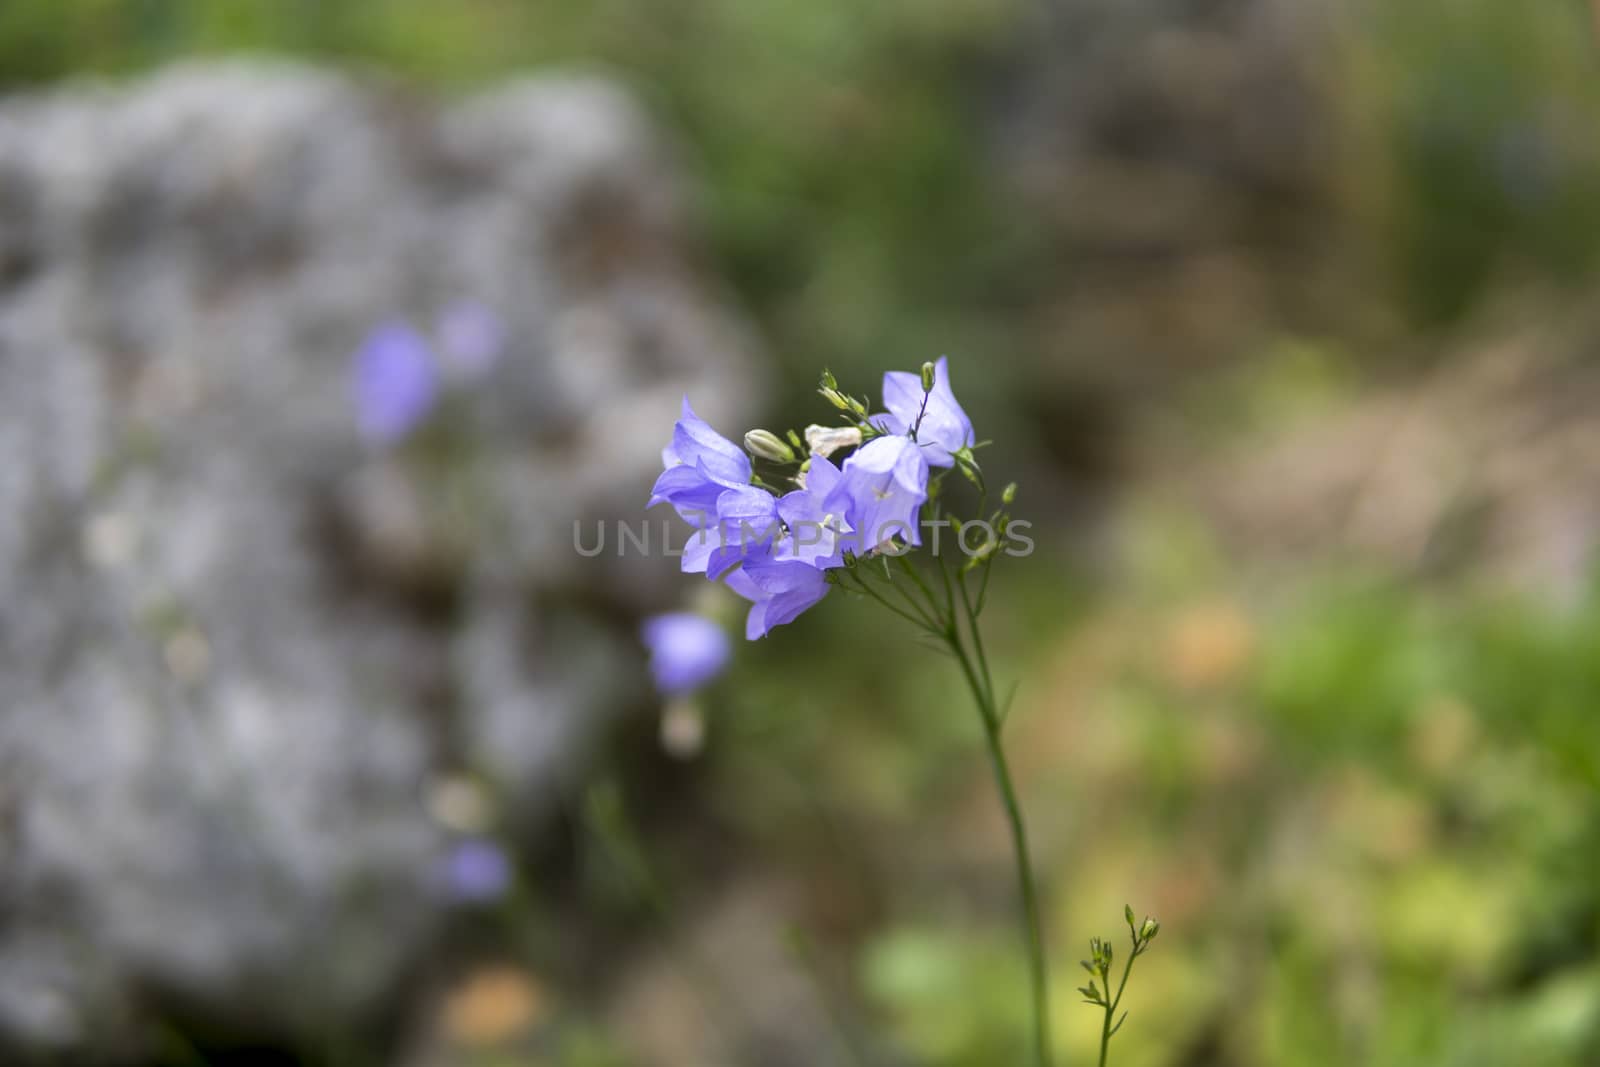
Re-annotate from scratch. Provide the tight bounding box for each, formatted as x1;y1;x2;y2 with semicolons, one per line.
671;398;751;488
736;559;830;639
836;436;929;552
872;357;974;467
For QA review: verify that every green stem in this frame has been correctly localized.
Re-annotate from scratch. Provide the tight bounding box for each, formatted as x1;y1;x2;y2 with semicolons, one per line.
1099;947;1136;1067
842;570;934;631
861;552;1052;1066
947;609;1052;1067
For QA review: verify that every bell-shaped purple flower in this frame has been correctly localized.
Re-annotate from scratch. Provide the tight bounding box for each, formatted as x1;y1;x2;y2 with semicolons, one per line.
773;454;853;568
641;612;731;694
704;485;781;578
352;321;438;445
649;398;753;521
729;557;831;639
870;356;975;467
836;435;929;554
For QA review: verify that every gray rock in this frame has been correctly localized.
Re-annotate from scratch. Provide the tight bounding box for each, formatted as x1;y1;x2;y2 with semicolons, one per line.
0;62;763;1057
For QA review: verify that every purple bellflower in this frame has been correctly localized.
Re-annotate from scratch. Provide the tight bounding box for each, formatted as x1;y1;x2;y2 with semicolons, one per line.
703;485;782;579
730;557;832;640
871;355;975;467
353;321;439;445
641;612;732;694
774;453;852;568
649;398;753;522
835;435;930;553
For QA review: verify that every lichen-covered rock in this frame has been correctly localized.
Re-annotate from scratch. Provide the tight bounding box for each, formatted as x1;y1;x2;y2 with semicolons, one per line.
0;63;762;1058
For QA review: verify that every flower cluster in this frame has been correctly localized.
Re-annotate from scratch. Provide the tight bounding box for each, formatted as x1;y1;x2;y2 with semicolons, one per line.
649;358;976;639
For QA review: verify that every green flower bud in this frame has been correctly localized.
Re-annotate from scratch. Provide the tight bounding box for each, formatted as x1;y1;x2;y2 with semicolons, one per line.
745;429;797;464
820;386;853;412
1089;937;1113;974
920;361;937;392
820;369;838;391
1003;482;1018;506
1140;918;1160;942
1125;904;1137;929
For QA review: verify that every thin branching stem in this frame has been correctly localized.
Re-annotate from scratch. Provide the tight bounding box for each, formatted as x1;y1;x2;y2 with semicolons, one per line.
1099;939;1140;1067
842;570;932;631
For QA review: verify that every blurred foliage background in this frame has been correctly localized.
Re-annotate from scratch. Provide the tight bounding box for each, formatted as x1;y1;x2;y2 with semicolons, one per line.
6;1;1600;1065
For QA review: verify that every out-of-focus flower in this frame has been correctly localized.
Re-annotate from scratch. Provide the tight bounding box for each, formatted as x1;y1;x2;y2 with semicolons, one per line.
436;301;506;381
660;698;707;758
641;612;731;694
441;838;512;902
836;434;929;552
871;355;974;467
442;966;546;1046
648;398;753;520
427;775;493;834
352;321;438;445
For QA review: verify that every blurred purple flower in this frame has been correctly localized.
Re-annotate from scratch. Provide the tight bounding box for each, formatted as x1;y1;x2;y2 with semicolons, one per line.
436;301;506;381
648;398;753;521
352;321;438;445
871;356;975;467
836;435;929;553
642;612;731;694
441;838;512;903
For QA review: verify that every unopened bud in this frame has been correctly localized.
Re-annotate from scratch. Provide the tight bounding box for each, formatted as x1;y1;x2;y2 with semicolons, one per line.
786;428;804;451
1140;918;1160;942
820;369;838;391
920;361;937;392
1002;482;1017;506
820;386;853;412
1125;904;1137;929
745;429;796;463
804;423;863;458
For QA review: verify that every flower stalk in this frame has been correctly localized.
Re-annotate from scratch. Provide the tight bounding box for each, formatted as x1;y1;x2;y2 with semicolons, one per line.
844;500;1053;1067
